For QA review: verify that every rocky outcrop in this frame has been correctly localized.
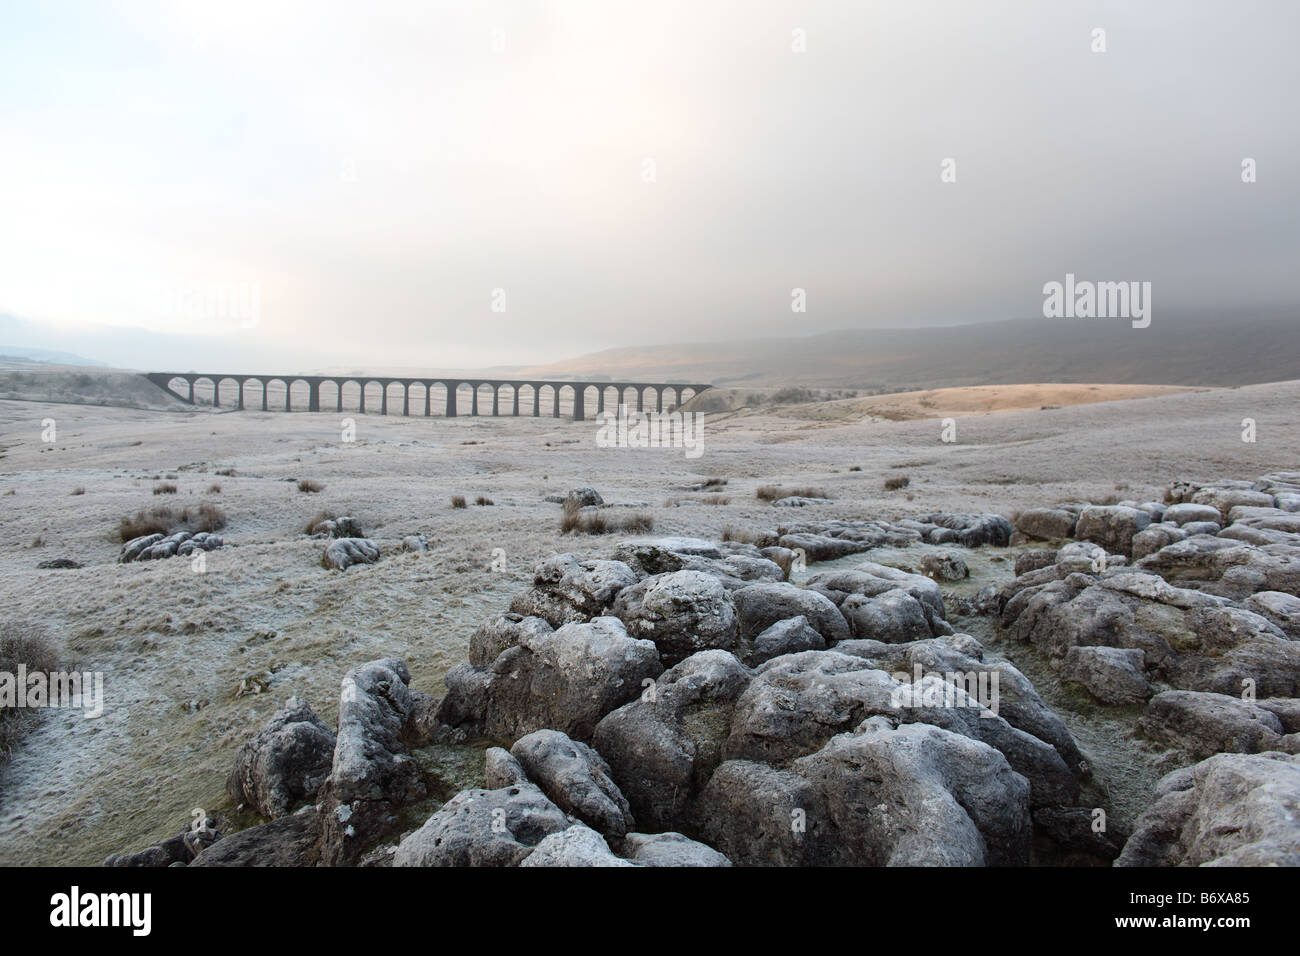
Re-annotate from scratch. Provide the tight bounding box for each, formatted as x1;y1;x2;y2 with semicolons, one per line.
611;569;739;666
1061;646;1151;705
1117;752;1300;866
318;659;428;865
508;554;638;627
226;697;336;819
1138;690;1295;757
732;581;850;644
322;537;379;571
510;730;634;839
592;650;752;833
437;616;663;742
697;718;1032;866
120;531;223;563
393;783;574;867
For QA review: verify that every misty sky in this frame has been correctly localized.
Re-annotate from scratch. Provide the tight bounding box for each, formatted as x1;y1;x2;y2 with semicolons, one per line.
1;0;1297;372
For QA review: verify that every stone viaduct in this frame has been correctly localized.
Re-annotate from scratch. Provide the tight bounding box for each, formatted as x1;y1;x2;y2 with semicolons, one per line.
143;373;712;421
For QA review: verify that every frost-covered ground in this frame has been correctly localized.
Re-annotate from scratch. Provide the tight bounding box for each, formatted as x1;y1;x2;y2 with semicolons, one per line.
0;379;1296;864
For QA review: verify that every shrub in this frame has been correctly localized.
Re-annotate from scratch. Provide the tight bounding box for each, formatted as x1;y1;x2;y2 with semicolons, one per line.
474;496;494;506
297;479;324;494
884;475;910;491
153;482;178;495
756;485;828;501
119;502;226;541
0;623;61;764
451;495;467;509
560;500;653;535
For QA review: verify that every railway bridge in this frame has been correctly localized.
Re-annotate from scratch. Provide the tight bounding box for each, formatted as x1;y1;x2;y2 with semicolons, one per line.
144;372;711;421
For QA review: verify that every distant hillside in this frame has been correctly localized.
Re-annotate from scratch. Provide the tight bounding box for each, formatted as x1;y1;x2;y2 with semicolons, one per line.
509;311;1300;389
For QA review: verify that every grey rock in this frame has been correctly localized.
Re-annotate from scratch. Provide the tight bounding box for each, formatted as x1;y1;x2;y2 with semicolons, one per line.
508;554;638;627
322;537;380;571
611;569;739;666
510;729;634;838
484;747;529;788
189;809;321;867
518;823;634;867
1061;646;1151;705
1015;509;1077;541
733;581;850;644
1117;752;1300;866
468;613;553;668
318;658;428;865
1014;549;1059;576
591;650;752;833
921;549;969;581
619;831;731;867
392;783;574;867
226;697;336;819
1139;690;1286;757
442;616;663;742
750;615;826;664
1074;505;1151;557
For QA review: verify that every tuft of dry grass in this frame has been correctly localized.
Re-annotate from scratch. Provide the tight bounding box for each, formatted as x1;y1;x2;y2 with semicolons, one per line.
1;623;62;764
474;496;494;506
756;485;828;501
153;482;178;495
884;475;911;491
297;478;324;494
848;465;862;472
451;495;467;509
215;467;237;477
119;502;226;542
560;499;653;535
207;483;222;494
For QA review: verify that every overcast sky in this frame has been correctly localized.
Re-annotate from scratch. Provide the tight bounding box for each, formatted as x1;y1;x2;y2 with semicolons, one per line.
1;0;1296;371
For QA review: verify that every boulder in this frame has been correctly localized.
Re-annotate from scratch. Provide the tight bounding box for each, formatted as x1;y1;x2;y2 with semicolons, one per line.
611;569;739;666
468;613;553;668
732;581;850;644
1117;752;1300;866
392;783;574;867
750;616;826;664
1163;503;1223;526
189;809;321;867
917;513;1013;548
1015;509;1077;541
322;537;380;571
226;697;336;819
517;823;634;867
1014;549;1058;577
1138;690;1288;757
592;650;752;833
439;616;663;742
1074;505;1151;557
508;555;638;627
920;549;969;581
318;659;428;865
1060;646;1151;705
619;831;731;867
510;729;634;838
484;747;529;788
697;718;1032;866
